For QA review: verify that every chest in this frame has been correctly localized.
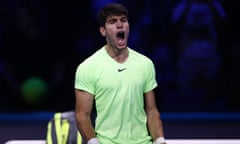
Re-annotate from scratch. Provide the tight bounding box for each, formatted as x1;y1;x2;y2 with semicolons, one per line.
95;62;146;91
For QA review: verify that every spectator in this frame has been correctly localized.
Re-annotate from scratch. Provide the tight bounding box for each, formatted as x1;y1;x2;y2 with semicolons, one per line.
170;0;227;111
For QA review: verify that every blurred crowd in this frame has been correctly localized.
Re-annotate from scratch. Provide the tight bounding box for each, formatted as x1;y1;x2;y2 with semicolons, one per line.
0;0;240;112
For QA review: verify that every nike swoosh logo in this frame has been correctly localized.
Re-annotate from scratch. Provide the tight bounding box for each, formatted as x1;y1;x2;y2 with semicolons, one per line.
118;68;127;72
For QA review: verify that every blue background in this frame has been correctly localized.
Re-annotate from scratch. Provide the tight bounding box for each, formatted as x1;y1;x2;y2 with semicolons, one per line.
1;0;239;113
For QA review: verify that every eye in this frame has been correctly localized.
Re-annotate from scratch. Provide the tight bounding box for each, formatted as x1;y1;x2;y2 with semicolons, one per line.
121;18;128;23
109;19;115;24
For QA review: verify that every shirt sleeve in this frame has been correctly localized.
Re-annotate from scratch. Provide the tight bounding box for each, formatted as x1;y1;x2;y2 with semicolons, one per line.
74;63;95;95
144;59;158;93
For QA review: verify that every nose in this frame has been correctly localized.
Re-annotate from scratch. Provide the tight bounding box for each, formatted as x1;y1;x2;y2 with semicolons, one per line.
116;20;123;28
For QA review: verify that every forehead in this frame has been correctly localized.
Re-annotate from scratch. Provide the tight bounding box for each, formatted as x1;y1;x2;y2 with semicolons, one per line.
106;15;127;20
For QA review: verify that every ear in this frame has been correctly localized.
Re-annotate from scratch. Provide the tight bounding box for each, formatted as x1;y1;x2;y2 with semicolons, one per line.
99;26;106;36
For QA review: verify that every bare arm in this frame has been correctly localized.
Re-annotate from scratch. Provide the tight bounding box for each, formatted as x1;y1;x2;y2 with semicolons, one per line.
145;90;166;144
75;89;96;142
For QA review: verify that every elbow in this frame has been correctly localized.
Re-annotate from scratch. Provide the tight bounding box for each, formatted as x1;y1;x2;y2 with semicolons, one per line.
147;108;160;118
75;111;91;123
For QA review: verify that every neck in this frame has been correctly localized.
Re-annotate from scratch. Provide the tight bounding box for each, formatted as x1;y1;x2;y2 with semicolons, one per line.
105;45;128;63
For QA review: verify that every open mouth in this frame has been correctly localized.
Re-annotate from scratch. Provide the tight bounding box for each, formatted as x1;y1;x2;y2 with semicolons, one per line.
117;31;125;39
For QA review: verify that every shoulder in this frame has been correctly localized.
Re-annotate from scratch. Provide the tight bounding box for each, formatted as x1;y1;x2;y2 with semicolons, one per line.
77;47;105;68
129;48;153;64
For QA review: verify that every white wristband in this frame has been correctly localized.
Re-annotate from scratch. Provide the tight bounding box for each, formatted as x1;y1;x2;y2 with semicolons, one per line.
87;138;100;144
153;137;166;144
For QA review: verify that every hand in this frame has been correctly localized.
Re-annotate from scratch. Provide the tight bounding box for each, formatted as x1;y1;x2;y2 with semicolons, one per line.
153;137;166;144
87;138;100;144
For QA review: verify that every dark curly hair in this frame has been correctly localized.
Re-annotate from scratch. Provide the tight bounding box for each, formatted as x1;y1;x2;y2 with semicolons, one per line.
97;3;128;27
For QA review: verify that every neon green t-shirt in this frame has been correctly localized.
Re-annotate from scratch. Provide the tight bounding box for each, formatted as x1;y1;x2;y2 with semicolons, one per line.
75;46;157;144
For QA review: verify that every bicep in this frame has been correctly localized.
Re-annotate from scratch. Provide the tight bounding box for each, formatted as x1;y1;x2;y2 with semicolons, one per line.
144;90;158;113
75;89;94;116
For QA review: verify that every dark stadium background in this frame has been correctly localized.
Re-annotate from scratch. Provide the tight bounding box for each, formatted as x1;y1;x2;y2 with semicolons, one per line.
0;0;240;143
